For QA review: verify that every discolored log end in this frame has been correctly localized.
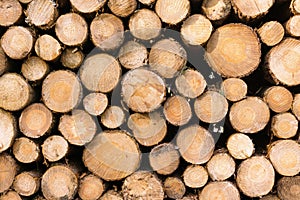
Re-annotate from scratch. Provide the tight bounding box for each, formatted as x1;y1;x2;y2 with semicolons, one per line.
61;48;84;69
83;92;108;116
183;165;208;188
101;106;125;129
226;133;254;159
201;0;231;24
257;21;284;46
221;78;247;102
78;174;105;200
21;56;49;82
263;86;293;113
13;137;40;163
277;176;300;200
163;177;186;199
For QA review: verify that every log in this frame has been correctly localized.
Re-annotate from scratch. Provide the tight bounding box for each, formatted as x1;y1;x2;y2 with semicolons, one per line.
118;41;148;69
25;0;58;29
78;174;105;200
271;112;298;139
268;140;300;176
221;78;247;102
1;26;34;60
257;21;284;46
55;13;88;46
206;152;235;181
122;171;164;200
285;15;300;37
201;0;231;24
263;86;293;113
0;109;16;153
0;46;8;76
206;23;261;78
21;56;49;82
83;92;108;116
175;69;206;99
176;124;215;164
149;143;180;175
260;195;280;200
180;14;213;46
163;177;186;199
265;38;300;86
0;73;34;111
121;68;166;112
291;0;300;15
236;156;275;197
42;70;82;113
199;181;240;200
0;154;17;193
35;34;62;62
138;0;156;5
41;165;78;200
183;165;208;188
292;93;300;120
277;176;300;200
229;97;270;133
13;171;40;196
70;0;106;14
0;191;21;200
108;0;137;18
42;135;69;162
12;137;40;163
0;0;22;27
226;133;254;159
127;112;167;146
90;13;124;51
129;9;161;40
59;109;96;146
60;48;84;69
149;38;187;78
163;95;192;126
155;0;190;25
19;0;33;3
101;106;125;129
100;190;122;200
82;130;141;181
80;53;121;93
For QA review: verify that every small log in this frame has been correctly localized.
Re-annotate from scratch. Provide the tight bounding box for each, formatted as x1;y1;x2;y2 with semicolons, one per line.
13;137;40;163
175;69;206;99
42;70;82;113
42;135;69;162
21;56;49;82
285;15;300;37
13;171;40;196
83;92;108;116
183;165;208;188
1;26;34;60
176;124;215;164
59;109;97;146
70;0;106;14
0;46;8;76
277;176;300;200
78;174;105;200
149;38;187;78
129;9;161;40
26;0;58;29
263;86;293;113
100;190;122;200
265;38;300;86
206;23;260;78
149;143;180;175
226;133;254;159
199;181;240;200
163;177;186;199
206;152;235;181
229;97;270;133
268;140;300;176
201;0;231;24
221;78;247;102
61;48;84;69
236;156;275;197
257;21;284;46
128;112;167;146
291;0;300;15
271;112;298;139
0;154;17;193
0;0;22;27
155;0;190;25
82;130;141;181
101;106;125;129
41;165;78;200
292;93;300;120
122;171;164;200
0;109;16;153
19;0;33;4
118;41;148;69
0;73;34;111
0;191;21;200
108;0;137;17
80;53;121;93
121;68;166;112
260;195;280;200
231;0;274;21
35;34;62;62
163;95;192;126
181;14;213;46
55;13;88;46
90;13;124;51
138;0;156;5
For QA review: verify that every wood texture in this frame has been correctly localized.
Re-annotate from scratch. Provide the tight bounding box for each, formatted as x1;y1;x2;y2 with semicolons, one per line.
13;171;40;196
257;21;284;46
285;15;300;37
291;0;300;14
70;0;106;13
83;92;108;116
183;165;208;188
108;0;137;17
277;176;300;200
199;181;240;200
164;177;186;199
292;93;300;120
101;106;125;129
13;137;40;163
0;154;17;193
226;133;254;159
0;0;22;27
35;34;62;61
271;112;298;139
78;174;105;200
42;135;69;162
21;56;49;82
221;78;247;102
201;0;231;24
263;86;293;113
61;48;84;69
0;109;16;153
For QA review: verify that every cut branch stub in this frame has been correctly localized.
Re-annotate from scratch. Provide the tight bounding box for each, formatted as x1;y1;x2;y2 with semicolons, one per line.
0;109;16;153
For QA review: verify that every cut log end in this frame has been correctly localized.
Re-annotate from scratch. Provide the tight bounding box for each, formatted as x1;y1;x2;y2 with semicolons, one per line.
221;78;247;102
183;165;208;188
100;190;122;200
0;154;17;193
0;0;22;27
61;48;84;69
21;56;49;82
35;34;61;61
0;191;22;200
226;133;254;159
285;15;300;37
70;0;106;13
42;135;69;162
201;0;231;23
292;94;300;120
291;0;300;15
263;86;293;113
138;0;156;5
277;176;300;200
13;137;40;163
13;171;40;196
164;177;186;199
271;112;298;139
108;0;137;17
101;106;125;129
78;174;105;200
0;109;16;153
257;21;284;46
83;92;108;116
199;181;240;200
0;46;8;76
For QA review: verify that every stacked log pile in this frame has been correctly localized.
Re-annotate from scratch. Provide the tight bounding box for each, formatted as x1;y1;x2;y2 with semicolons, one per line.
1;0;300;199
